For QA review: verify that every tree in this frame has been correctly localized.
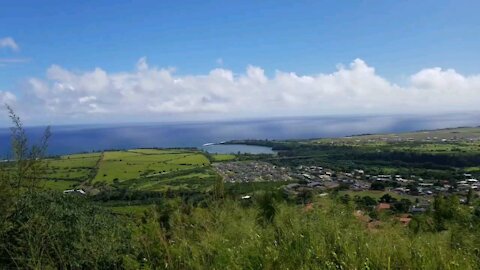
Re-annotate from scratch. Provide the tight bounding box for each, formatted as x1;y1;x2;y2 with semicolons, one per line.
433;194;459;231
256;191;277;226
354;195;377;210
0;163;14;221
466;188;474;205
392;199;412;213
6;105;50;195
297;188;313;204
379;193;397;203
340;194;351;204
213;175;225;200
370;181;385;191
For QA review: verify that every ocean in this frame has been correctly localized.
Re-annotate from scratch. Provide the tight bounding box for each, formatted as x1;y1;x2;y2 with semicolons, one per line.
1;113;479;157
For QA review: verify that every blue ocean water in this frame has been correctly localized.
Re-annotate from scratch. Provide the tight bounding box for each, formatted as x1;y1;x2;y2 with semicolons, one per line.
1;114;479;157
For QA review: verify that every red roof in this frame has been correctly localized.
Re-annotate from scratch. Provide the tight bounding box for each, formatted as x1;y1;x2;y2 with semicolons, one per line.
376;203;391;211
398;217;412;225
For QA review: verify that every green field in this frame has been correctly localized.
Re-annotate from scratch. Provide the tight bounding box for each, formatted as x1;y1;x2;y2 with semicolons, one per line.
42;179;80;190
45;153;101;181
211;154;236;162
20;148;217;192
93;149;210;184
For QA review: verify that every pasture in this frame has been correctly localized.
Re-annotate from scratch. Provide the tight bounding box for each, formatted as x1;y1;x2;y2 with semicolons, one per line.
93;149;211;184
30;149;216;191
45;153;101;182
211;154;236;162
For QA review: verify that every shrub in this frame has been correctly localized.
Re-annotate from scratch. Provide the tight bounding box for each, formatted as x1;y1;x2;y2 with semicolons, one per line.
0;192;134;269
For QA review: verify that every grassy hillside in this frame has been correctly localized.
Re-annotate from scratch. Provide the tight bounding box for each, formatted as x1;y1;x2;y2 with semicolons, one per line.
2;191;479;269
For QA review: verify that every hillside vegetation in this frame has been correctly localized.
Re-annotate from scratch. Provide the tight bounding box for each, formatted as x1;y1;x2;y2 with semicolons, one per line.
1;191;479;269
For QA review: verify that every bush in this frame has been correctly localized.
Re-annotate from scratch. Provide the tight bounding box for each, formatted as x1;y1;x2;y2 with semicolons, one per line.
0;191;134;269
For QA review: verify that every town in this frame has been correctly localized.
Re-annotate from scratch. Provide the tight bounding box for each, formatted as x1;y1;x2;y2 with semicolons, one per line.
213;159;480;215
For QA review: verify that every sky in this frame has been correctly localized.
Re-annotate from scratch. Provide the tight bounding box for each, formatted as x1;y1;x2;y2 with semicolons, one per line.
1;0;480;126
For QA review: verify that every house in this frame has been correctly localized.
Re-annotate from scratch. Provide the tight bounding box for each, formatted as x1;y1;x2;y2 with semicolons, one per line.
375;175;391;181
418;183;434;187
303;203;314;212
307;181;322;188
63;189;86;195
302;173;313;180
285;183;300;190
410;206;427;214
376;203;391;211
399;217;412;226
354;169;365;175
397;214;412;226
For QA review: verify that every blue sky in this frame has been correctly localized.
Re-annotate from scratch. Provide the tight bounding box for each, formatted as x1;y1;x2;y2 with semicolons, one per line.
1;0;480;125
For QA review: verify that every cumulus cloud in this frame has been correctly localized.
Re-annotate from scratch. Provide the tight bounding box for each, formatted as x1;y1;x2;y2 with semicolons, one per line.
0;37;19;51
0;91;16;103
9;58;480;124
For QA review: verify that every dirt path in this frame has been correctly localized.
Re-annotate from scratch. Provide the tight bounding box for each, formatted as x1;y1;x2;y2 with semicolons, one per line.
77;152;104;190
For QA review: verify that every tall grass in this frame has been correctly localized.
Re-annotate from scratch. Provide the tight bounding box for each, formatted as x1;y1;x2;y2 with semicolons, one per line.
133;197;479;269
1;192;478;269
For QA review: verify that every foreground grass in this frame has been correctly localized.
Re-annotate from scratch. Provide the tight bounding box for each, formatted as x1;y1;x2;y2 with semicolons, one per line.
133;198;479;269
2;191;479;269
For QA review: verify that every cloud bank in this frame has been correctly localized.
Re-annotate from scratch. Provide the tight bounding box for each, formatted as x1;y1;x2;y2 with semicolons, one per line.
5;58;480;124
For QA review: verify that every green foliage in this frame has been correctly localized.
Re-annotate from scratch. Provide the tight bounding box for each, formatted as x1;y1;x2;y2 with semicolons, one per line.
379;193;396;203
433;194;460;231
256;191;277;226
340;194;351;204
6;105;50;195
392;198;412;213
126;198;480;269
211;154;236;162
370;181;385;190
2;192;480;269
213;175;225;200
466;188;474;205
354;195;377;210
0;192;133;269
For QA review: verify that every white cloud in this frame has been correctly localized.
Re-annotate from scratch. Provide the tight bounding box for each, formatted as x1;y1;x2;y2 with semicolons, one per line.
78;96;97;103
8;58;480;124
0;91;16;104
0;37;19;51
